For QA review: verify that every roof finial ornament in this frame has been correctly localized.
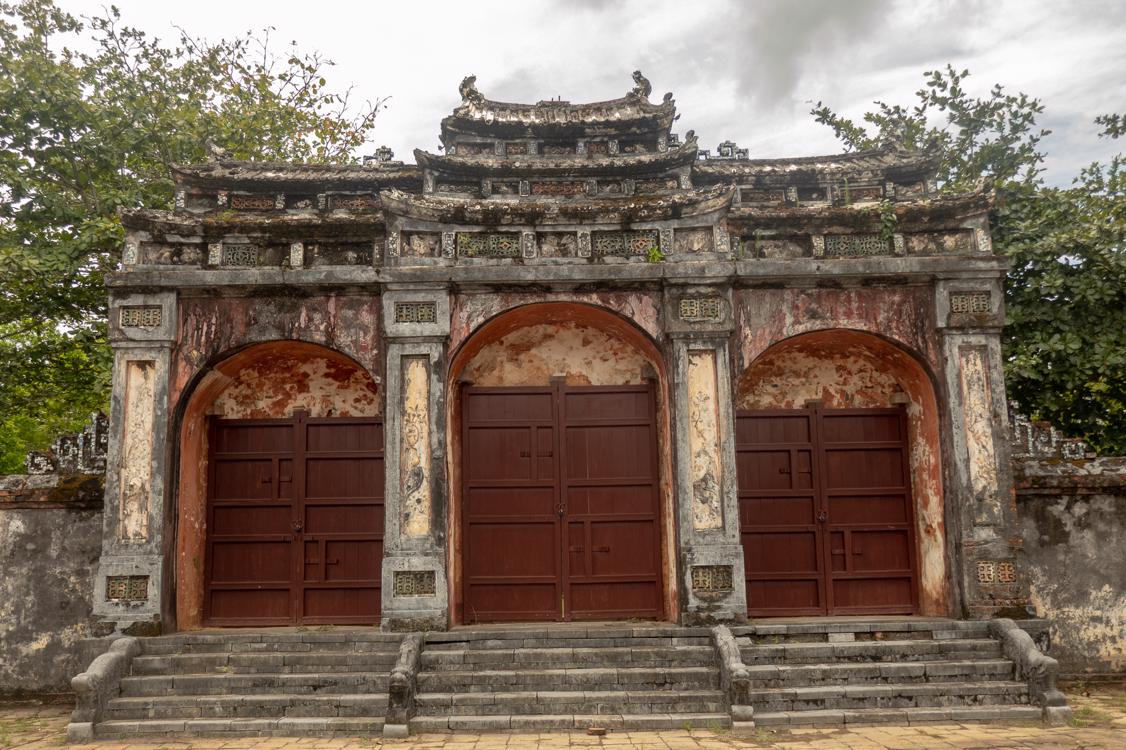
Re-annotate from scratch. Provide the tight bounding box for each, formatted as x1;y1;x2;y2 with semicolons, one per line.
459;74;485;106
204;139;228;162
630;70;652;101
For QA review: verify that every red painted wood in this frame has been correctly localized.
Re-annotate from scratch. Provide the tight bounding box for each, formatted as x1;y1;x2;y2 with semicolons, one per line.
203;412;384;626
736;405;918;616
462;383;662;623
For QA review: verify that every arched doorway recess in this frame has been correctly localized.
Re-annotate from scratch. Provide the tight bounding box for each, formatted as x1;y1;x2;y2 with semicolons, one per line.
734;329;949;617
447;303;676;624
174;341;383;629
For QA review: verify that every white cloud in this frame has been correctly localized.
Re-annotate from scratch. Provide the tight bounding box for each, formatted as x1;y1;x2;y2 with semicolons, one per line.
54;0;1126;185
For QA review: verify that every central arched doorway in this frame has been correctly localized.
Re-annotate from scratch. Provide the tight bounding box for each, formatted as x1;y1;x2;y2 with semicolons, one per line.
447;303;674;624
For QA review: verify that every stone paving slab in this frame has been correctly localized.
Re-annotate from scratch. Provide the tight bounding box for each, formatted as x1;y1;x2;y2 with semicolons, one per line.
3;684;1126;749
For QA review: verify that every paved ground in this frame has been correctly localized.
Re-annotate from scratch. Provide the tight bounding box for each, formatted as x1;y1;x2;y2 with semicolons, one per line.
2;683;1124;750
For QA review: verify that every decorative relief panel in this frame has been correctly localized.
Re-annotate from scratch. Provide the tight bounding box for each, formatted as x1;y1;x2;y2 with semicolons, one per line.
538;233;576;258
521;231;537;259
974;227;994;253
230;194;276;211
457;232;521;258
400;357;432;538
577;231;592;258
394;302;438;324
530;181;585;196
691;565;733;592
403;233;440;258
288;242;304;268
738;187;786;204
679;298;722;322
505;141;528;155
331;194;379;211
674;228;712;254
393;570;437;597
119;361;156;542
636;177;679;193
105;575;149;602
119;306;162;328
441;232;456;258
976;560;996;584
950;292;992;314
823;234;890;258
959;347;1000;507
220;244;259;267
997;561;1016;583
592;230;659;257
686;350;723;530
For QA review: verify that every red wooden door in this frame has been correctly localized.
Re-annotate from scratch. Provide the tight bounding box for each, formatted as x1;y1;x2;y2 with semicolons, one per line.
204;412;384;626
461;383;661;623
736;404;917;616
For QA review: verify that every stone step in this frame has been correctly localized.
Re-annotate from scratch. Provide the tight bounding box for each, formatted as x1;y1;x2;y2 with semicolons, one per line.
141;633;401;656
409;712;731;732
119;672;390;697
732;620;989;643
754;705;1043;727
420;645;716;670
417;666;720;693
131;651;397;675
746;659;1015;687
414;689;725;716
106;693;388;721
428;625;711;643
741;638;1002;664
94;717;385;738
425;635;707;644
749;680;1029;712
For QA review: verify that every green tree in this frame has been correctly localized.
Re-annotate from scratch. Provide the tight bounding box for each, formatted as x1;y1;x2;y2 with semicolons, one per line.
811;66;1126;453
0;0;385;472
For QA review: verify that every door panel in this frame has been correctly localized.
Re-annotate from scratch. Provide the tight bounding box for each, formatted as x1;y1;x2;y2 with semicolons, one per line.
736;405;918;616
204;413;383;626
462;384;662;623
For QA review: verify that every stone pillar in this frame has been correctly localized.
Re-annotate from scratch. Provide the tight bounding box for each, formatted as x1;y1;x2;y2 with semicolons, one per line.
92;291;177;631
380;287;451;630
935;278;1028;617
665;285;747;623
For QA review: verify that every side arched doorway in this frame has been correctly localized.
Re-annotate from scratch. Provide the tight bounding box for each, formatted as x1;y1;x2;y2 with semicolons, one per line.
447;303;675;624
734;330;950;617
174;341;384;628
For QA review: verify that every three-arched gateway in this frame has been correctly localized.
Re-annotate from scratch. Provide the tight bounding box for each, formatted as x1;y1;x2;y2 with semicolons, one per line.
446;303;675;623
94;72;1028;637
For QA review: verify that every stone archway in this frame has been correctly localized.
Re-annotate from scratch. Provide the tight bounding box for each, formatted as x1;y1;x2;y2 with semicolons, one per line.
173;341;382;629
734;329;950;616
446;302;677;623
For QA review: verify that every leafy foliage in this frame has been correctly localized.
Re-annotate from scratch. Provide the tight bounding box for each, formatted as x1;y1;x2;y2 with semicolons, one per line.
812;67;1126;454
0;0;384;471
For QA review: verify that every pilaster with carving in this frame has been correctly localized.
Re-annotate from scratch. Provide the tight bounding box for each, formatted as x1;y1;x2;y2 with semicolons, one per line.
666;284;746;623
93;290;178;628
380;287;452;630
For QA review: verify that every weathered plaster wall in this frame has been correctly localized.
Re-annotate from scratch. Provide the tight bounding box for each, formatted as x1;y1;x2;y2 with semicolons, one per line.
0;475;110;695
460;322;651;386
1016;457;1126;676
734;329;950;616
173;294;382;411
733;287;940;374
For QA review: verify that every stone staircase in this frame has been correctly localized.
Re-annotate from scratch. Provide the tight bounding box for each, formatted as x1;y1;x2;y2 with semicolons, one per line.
68;618;1066;740
733;619;1043;727
90;630;402;738
409;624;730;732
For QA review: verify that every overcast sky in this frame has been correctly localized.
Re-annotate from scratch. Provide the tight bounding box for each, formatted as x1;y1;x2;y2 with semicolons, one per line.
59;0;1126;186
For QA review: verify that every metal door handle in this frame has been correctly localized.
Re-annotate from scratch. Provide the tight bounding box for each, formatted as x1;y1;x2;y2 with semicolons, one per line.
291;520;304;532
817;511;828;523
556;504;566;517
